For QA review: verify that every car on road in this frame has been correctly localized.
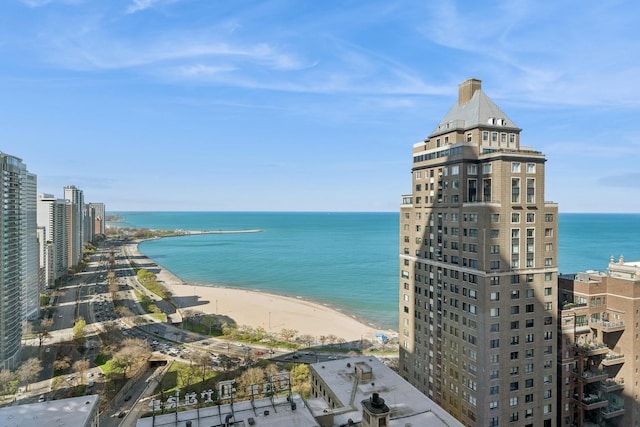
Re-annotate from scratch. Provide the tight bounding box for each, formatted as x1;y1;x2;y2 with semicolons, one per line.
124;395;132;401
256;351;264;355
38;395;45;402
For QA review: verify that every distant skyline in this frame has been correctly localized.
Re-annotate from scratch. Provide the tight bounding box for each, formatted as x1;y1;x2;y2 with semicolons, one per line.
1;0;639;212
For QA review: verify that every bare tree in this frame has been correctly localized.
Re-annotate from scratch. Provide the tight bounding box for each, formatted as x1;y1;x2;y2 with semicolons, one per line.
37;318;54;348
53;356;72;374
16;358;42;391
298;334;314;348
73;359;90;384
280;328;297;343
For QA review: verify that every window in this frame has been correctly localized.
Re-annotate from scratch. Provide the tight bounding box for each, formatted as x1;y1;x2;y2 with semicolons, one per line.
451;165;459;175
510;366;519;376
512;162;521;173
525;349;534;358
525;408;533;419
545;242;553;251
512;178;520;203
545;213;554;222
490;386;499;395
525;334;534;343
491;213;500;223
526;163;535;173
482;131;489;141
526;304;534;313
510;412;519;422
524;363;534;373
510;351;519;360
490;339;500;348
544;228;553;237
511;290;520;299
490;292;500;301
490;323;500;332
491;229;500;238
545;257;553;266
468;165;477;175
511;274;520;284
526;213;535;223
511;212;520;223
511;321;520;330
489;401;498;411
511;305;520;315
510;397;518;407
510;336;520;345
526;178;535;203
526;289;534;298
490;308;500;317
501;133;506;143
525;378;534;388
526;319;534;328
483;163;492;174
491;132;497;142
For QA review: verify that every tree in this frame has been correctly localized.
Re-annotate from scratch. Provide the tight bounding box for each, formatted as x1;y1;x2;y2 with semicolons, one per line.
187;351;211;384
16;358;42;391
73;359;90;384
236;367;266;400
37;318;54;348
280;328;297;343
290;364;310;398
298;334;314;348
73;317;87;348
53;356;72;374
0;370;15;397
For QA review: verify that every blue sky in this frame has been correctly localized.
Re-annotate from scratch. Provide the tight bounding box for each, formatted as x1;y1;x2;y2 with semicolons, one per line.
1;0;639;212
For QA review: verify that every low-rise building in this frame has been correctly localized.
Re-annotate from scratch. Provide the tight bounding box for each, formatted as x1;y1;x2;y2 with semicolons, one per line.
0;394;99;427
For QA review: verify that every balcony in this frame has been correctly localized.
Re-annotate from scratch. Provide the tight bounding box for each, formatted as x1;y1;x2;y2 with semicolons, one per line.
576;342;609;356
581;369;608;383
579;394;608;410
591;319;625;333
600;403;625;419
600;379;624;392
601;352;625;367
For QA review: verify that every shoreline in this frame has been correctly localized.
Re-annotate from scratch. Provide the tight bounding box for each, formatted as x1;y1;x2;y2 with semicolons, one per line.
127;240;397;343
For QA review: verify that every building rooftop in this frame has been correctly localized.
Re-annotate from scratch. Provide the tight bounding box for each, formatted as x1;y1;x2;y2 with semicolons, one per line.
429;79;519;138
135;393;318;427
308;356;463;427
0;394;99;427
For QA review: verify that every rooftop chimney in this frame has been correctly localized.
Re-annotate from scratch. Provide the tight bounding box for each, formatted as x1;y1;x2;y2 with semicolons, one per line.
458;78;482;105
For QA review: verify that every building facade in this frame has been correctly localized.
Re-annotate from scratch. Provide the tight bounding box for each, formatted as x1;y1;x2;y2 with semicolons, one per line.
399;79;558;426
88;202;105;236
37;194;69;287
1;153;32;369
21;169;39;320
64;185;84;268
558;257;638;426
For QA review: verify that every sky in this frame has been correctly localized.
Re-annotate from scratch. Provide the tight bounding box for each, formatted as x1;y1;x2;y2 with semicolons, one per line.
1;0;639;212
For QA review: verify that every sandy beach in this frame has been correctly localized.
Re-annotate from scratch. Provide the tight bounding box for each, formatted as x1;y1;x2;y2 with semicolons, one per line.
127;241;395;344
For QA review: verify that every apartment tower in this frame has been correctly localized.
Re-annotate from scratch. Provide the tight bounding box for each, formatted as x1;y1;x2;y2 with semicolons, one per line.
37;194;69;287
1;153;32;369
399;79;558;426
64;185;84;268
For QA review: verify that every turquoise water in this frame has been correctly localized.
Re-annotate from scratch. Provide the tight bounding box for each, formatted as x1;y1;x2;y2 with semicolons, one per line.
112;212;640;330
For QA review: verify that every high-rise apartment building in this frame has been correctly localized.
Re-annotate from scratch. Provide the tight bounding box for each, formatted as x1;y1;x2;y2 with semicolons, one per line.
1;152;36;369
399;79;558;426
558;257;636;426
64;185;84;268
21;169;39;320
37;194;69;287
88;202;105;236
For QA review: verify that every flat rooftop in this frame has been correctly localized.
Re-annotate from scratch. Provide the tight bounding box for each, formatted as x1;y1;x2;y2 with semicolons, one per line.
308;356;463;427
0;394;99;427
136;393;318;427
